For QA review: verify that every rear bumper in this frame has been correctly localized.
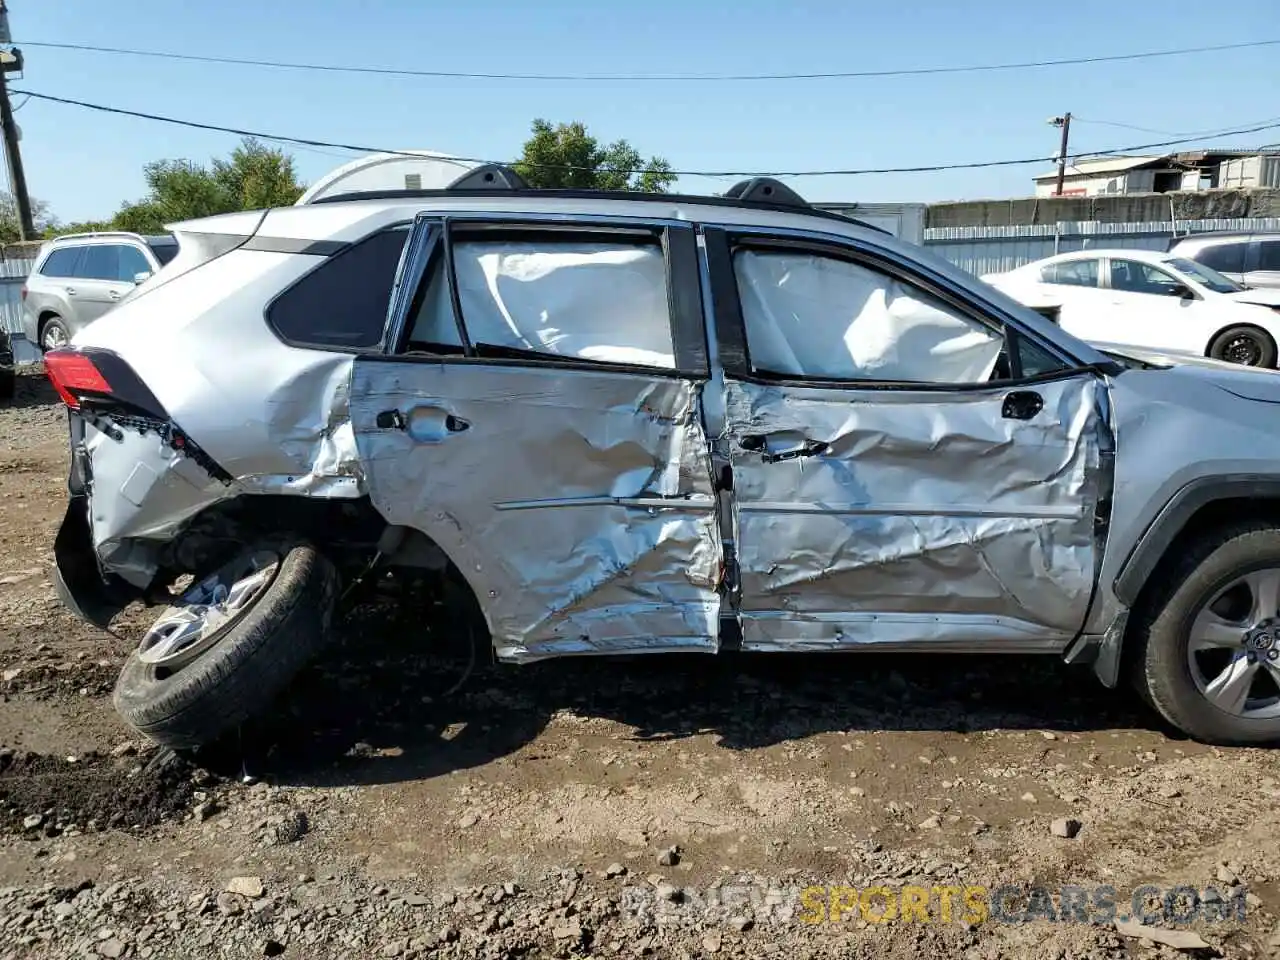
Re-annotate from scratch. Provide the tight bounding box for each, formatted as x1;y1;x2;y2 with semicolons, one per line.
53;494;144;629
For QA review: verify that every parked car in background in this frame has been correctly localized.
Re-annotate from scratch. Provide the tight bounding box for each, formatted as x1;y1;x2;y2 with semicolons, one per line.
43;171;1280;753
983;249;1280;367
1169;231;1280;291
21;232;179;352
0;327;13;400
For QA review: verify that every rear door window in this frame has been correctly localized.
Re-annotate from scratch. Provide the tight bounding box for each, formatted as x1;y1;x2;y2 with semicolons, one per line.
1040;259;1099;287
38;247;85;278
267;226;409;349
79;245;122;282
1194;241;1247;274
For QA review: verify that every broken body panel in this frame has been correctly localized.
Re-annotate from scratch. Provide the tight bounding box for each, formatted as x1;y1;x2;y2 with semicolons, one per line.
49;191;1280;678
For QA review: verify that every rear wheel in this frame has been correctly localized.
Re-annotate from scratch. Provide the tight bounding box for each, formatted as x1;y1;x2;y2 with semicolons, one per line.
40;316;70;353
113;539;337;750
1132;523;1280;745
1207;325;1276;367
0;368;13;401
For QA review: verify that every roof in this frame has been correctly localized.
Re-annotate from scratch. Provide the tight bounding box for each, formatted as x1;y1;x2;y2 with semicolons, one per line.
1032;155;1168;182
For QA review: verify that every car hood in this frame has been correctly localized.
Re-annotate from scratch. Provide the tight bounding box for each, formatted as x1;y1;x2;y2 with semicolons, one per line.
1093;340;1280;403
1225;287;1280;308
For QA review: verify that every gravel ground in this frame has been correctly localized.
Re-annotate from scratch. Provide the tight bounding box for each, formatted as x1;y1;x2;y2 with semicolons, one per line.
3;364;1280;959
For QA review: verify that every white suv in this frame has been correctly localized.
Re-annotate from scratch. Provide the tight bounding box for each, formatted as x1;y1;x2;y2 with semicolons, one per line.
21;232;179;351
1169;231;1280;291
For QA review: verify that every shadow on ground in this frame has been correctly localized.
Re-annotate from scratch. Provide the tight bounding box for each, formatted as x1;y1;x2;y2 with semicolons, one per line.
190;601;1165;789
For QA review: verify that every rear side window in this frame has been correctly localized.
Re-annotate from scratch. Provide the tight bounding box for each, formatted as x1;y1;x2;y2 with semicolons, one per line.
1259;239;1280;271
39;247;84;278
1039;259;1099;287
148;240;179;266
1194;241;1247;274
268;228;409;349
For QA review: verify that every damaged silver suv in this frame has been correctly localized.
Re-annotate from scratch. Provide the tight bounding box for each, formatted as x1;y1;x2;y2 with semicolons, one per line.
44;168;1280;749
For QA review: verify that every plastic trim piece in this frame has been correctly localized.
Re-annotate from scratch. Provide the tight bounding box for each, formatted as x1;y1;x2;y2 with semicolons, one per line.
1112;474;1280;606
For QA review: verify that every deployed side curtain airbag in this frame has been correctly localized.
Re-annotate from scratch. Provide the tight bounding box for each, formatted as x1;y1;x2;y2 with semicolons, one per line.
735;250;1003;383
436;241;676;369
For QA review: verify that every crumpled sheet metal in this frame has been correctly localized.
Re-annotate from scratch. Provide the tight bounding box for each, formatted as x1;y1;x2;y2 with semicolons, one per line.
85;422;237;588
350;362;721;661
232;355;364;499
724;375;1101;651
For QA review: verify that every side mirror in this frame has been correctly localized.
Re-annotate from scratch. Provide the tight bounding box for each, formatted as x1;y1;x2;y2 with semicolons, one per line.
133;271;152;285
1170;283;1195;299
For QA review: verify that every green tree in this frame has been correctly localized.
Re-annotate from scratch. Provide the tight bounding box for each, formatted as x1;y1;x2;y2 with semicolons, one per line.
113;138;305;233
513;120;676;192
0;192;55;243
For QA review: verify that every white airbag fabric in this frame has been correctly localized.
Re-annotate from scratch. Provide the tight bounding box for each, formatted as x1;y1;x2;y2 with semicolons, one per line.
413;241;676;369
735;250;1002;383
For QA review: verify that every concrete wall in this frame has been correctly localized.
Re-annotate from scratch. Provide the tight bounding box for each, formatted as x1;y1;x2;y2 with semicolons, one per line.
927;188;1280;229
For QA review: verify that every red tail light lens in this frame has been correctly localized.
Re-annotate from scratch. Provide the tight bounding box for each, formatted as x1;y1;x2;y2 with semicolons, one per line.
19;285;26;301
45;350;112;409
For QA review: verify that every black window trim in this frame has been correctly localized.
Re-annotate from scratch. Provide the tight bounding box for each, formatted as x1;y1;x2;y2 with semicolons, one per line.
703;225;1102;393
1254;236;1280;273
371;213;711;381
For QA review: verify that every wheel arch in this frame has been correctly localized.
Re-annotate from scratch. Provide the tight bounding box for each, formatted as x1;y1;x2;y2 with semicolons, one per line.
158;492;488;625
1114;476;1280;610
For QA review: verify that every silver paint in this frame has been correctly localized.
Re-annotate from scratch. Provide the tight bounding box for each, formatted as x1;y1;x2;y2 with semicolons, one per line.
722;374;1104;651
349;361;721;661
83;421;235;587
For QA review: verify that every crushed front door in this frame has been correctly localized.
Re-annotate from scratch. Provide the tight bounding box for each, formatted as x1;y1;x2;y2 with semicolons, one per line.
349;214;722;661
704;228;1108;652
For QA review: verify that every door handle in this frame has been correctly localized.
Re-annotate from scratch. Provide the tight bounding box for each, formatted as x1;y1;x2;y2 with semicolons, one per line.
108;290;122;300
376;406;470;441
1001;390;1044;420
64;286;77;296
740;434;829;463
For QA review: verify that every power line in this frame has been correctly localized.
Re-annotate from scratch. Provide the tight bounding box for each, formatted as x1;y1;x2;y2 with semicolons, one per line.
14;88;1280;179
1073;114;1280;139
18;37;1280;83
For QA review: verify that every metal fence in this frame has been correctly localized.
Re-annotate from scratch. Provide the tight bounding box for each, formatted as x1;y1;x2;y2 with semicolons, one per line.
923;217;1280;277
0;252;38;363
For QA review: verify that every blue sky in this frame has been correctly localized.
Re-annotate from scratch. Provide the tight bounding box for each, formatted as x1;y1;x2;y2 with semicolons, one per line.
10;0;1280;223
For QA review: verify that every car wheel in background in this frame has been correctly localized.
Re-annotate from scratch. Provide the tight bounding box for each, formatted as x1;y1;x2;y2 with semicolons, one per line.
0;368;13;401
1207;325;1277;367
113;539;337;750
1131;522;1280;745
40;316;71;353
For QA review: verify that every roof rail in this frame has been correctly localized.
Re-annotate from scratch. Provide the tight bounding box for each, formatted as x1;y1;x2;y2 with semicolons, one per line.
722;177;810;210
446;163;530;191
49;230;152;243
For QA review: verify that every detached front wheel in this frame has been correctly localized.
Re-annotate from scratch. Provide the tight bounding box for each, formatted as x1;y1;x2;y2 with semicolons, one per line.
113;540;337;750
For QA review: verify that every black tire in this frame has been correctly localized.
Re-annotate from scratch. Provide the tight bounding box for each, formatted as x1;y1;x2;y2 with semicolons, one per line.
1207;325;1277;368
39;316;70;353
0;368;13;402
113;540;337;750
1130;522;1280;745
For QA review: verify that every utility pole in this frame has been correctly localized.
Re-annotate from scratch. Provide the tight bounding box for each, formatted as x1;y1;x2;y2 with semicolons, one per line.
0;0;33;240
1050;112;1072;198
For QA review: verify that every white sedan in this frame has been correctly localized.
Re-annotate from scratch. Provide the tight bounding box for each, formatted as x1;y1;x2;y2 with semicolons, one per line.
983;249;1280;367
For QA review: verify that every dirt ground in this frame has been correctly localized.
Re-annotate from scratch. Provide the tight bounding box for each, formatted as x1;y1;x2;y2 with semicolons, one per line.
3;365;1280;960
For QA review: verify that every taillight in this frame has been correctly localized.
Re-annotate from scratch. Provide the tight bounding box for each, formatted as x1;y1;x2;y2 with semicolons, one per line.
45;349;110;409
44;347;167;418
19;285;26;301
